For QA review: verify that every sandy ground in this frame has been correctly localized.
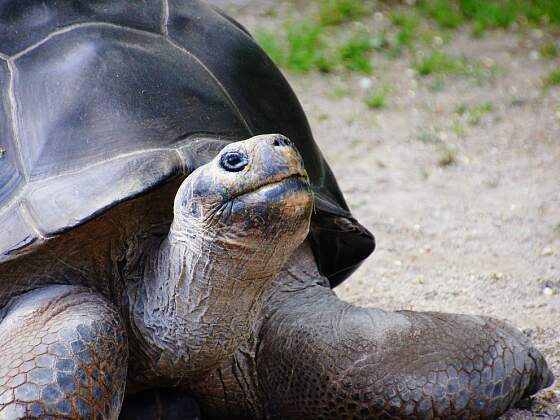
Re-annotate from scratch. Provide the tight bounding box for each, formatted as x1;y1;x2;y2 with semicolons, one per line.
213;1;560;417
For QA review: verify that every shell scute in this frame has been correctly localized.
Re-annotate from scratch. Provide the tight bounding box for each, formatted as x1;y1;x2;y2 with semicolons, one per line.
0;0;163;57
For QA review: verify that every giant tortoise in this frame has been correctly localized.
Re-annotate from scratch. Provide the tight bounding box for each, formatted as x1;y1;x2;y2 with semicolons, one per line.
0;0;553;419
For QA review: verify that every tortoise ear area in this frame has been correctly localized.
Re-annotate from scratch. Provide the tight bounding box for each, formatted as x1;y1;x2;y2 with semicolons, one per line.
185;175;215;201
175;168;226;220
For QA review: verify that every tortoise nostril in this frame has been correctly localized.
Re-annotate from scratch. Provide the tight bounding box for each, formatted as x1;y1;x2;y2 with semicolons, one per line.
272;136;291;147
220;151;249;172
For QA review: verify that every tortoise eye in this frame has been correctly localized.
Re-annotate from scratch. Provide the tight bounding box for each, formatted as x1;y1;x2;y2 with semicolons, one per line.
220;151;249;172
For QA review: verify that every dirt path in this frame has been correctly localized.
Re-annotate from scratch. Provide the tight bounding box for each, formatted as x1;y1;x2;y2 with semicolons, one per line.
213;1;559;417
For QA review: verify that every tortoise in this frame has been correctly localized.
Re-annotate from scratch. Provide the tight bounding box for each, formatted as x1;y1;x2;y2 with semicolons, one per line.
0;0;553;419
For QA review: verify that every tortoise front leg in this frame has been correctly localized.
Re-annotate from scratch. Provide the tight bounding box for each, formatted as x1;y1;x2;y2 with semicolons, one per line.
258;295;553;419
256;245;554;419
0;285;128;419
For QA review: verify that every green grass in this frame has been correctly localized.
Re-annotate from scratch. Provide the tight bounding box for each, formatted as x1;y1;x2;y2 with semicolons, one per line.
366;92;386;109
462;1;518;35
365;85;392;109
258;24;378;74
418;0;560;34
415;52;493;83
256;0;558;76
256;22;335;73
455;103;468;115
467;102;494;125
454;102;494;126
543;68;560;87
540;43;558;59
518;0;560;25
388;12;419;56
339;31;374;73
365;91;385;109
451;120;466;136
318;0;369;25
415;52;468;76
419;0;464;28
391;13;419;47
284;22;332;72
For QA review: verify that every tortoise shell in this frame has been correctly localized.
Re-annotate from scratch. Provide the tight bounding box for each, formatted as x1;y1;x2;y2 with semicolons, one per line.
0;0;374;287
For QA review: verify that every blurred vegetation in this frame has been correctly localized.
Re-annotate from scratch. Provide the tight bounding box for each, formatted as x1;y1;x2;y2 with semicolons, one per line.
318;0;370;25
257;22;333;72
539;42;558;59
256;0;560;73
418;0;560;35
415;52;468;76
255;0;560;111
365;85;391;108
544;68;560;87
455;101;494;125
339;31;376;73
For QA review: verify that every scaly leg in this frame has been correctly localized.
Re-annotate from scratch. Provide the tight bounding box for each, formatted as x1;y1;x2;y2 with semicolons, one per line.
256;245;554;419
0;285;128;419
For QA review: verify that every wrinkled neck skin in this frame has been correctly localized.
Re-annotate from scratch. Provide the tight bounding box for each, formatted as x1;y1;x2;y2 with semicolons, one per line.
128;210;293;383
187;241;339;417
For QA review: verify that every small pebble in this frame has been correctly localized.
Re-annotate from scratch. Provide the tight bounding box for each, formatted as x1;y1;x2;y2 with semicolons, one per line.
522;327;535;337
543;286;556;296
491;272;504;281
541;246;554;256
359;78;373;90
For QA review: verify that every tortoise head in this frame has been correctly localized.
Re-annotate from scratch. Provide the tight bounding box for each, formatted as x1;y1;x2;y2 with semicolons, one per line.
171;134;313;263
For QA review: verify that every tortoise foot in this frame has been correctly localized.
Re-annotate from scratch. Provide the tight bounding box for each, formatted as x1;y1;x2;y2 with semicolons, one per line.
257;286;554;419
0;285;128;419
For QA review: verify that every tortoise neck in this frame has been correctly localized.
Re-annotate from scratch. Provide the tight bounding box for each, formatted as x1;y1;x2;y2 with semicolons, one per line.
128;224;285;381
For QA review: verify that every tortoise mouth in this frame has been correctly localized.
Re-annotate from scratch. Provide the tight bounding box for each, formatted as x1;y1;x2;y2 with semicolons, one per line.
238;175;309;200
228;174;309;202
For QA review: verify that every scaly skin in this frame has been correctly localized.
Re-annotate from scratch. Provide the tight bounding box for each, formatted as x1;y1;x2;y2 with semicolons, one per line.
258;291;552;419
0;286;127;419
